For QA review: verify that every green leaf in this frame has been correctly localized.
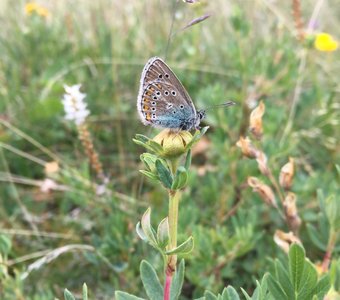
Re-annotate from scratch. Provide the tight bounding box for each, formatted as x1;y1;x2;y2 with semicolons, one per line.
0;235;11;256
115;291;145;300
306;223;327;251
221;286;240;300
184;149;192;170
141;208;157;246
155;159;173;188
166;236;194;255
139;170;159;181
267;274;288;300
240;288;252;300
204;291;218;300
136;222;147;241
82;283;88;300
64;289;76;300
170;259;185;300
275;260;294;299
297;260;318;300
171;167;188;190
289;243;305;292
140;153;158;172
134;134;150;144
140;260;163;300
313;274;330;300
157;217;170;249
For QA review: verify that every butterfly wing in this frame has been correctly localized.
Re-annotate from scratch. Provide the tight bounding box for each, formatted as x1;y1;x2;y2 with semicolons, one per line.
137;57;197;129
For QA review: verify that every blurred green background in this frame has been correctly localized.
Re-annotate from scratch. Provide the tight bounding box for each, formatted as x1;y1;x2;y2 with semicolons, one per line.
0;0;339;299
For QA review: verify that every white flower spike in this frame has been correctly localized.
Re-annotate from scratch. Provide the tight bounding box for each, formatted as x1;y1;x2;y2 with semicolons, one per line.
62;84;90;125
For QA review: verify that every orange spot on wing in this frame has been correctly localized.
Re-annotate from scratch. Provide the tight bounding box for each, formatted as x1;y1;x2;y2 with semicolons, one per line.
143;105;150;111
146;113;151;121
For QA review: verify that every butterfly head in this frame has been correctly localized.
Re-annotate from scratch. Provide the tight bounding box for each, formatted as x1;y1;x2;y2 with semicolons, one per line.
194;110;206;129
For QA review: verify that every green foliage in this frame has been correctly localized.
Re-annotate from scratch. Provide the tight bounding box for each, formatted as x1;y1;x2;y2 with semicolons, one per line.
0;0;339;298
266;244;330;300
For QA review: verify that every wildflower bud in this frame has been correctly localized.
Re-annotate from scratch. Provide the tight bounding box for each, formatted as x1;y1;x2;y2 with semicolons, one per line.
153;129;193;159
256;151;269;176
283;192;301;233
236;136;258;159
279;157;294;190
273;230;301;253
249;101;265;140
247;177;277;208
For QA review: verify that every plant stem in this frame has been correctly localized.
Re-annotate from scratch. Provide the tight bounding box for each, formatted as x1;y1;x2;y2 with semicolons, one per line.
321;228;338;272
164;159;180;299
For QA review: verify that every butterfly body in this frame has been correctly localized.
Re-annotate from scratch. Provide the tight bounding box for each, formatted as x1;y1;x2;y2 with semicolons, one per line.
137;57;204;131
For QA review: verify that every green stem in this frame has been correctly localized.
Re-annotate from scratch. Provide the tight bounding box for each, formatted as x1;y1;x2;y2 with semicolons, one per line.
166;158;180;276
167;189;180;274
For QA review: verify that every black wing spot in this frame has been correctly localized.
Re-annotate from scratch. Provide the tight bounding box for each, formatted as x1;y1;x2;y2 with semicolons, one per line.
156;91;161;96
151;101;156;105
180;105;184;109
171;91;176;96
165;74;169;78
158;74;163;79
152;107;156;111
164;91;169;96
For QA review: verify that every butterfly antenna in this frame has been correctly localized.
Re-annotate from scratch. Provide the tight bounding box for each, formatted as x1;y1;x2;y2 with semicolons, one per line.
164;0;180;60
204;101;236;111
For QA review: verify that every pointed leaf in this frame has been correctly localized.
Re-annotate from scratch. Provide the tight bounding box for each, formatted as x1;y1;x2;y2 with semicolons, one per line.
306;223;327;251
204;291;218;300
184;149;192;170
139;170;159;181
155;159;173;188
313;274;330;300
297;260;318;300
82;283;88;300
141;208;157;246
240;288;252;300
289;243;305;292
170;259;185;300
115;291;145;300
166;236;194;255
222;286;240;300
64;289;75;300
157;218;170;249
275;260;294;299
267;274;288;300
136;222;147;241
140;260;163;300
171;167;188;190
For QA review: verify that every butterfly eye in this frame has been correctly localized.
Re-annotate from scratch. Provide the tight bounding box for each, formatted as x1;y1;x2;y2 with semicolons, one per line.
180;105;184;109
171;91;176;96
164;91;169;96
165;74;169;78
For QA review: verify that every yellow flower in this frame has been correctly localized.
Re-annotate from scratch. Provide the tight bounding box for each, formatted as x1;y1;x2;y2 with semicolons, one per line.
25;2;50;18
314;33;338;52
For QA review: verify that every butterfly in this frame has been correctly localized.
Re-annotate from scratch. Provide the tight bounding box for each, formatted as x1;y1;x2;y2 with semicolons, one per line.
137;57;235;131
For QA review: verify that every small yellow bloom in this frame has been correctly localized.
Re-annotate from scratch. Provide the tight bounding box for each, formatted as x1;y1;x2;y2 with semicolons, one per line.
25;2;50;18
314;33;338;52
